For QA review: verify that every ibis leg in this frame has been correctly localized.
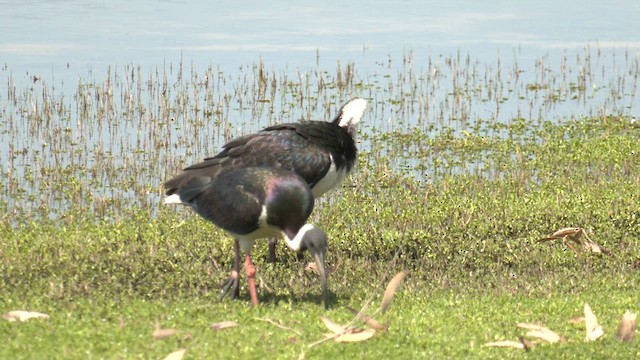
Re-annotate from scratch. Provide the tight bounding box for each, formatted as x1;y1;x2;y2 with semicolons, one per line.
244;254;259;306
219;239;241;300
266;237;277;263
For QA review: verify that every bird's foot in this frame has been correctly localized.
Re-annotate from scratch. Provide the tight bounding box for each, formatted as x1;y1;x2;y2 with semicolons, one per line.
219;270;240;300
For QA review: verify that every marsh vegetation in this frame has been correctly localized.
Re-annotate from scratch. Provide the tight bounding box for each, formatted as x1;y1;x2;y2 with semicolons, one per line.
1;48;639;358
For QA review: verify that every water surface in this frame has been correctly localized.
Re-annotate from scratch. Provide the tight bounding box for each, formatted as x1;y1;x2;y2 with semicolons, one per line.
2;0;639;81
1;0;639;219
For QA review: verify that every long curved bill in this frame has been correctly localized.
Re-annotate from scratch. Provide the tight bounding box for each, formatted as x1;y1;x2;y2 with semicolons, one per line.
313;250;328;309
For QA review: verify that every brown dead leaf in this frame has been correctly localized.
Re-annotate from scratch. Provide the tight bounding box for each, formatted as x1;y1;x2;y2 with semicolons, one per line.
516;322;544;331
584;303;604;341
525;329;562;344
517;323;562;343
333;328;376;343
162;349;186;360
153;327;178;340
519;337;533;351
3;310;50;322
550;227;583;238
539;227;612;256
346;306;388;331
616;310;637;342
482;340;526;349
583;240;612;256
321;316;346;334
210;321;238;331
381;271;407;314
318;316;376;344
581;229;612;256
538;227;582;243
568;316;585;324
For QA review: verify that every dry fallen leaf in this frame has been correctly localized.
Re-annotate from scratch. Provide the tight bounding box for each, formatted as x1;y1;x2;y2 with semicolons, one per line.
482;340;525;349
333;328;376;343
519;337;534;351
318;316;376;344
346;306;388;331
568;316;585;324
549;227;583;238
210;320;238;331
525;329;561;343
580;229;612;256
517;323;562;343
381;271;407;314
3;310;50;322
538;227;612;256
153;327;178;340
584;303;604;341
616;310;637;342
162;349;186;360
320;316;346;334
583;240;603;254
538;227;584;255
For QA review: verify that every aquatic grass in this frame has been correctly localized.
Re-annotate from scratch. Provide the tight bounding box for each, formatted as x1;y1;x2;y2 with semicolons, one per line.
7;120;637;299
1;47;639;358
2;47;639;224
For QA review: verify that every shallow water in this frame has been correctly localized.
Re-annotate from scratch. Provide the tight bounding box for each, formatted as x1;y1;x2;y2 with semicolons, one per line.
0;1;639;219
2;0;639;80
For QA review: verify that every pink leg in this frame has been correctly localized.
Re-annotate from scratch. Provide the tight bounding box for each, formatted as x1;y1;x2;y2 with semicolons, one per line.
244;254;259;306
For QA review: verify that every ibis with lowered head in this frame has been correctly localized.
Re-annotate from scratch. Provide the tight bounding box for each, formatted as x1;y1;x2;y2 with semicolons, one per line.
165;166;328;307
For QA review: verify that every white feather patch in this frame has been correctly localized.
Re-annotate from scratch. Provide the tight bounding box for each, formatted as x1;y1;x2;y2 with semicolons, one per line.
311;155;347;198
257;205;268;227
283;223;315;252
164;194;183;204
337;98;367;128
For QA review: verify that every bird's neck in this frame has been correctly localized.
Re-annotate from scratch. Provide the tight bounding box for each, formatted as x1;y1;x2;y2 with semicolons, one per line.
283;224;314;251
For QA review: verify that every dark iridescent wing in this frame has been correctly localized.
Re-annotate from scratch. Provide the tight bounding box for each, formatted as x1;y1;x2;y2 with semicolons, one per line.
164;122;336;194
178;170;263;236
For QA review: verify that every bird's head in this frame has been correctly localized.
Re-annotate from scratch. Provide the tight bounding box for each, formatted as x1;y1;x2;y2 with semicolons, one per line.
289;224;329;309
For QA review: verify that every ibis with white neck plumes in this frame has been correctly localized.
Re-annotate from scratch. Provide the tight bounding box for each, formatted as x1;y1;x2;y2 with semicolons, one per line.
164;97;366;301
166;166;328;307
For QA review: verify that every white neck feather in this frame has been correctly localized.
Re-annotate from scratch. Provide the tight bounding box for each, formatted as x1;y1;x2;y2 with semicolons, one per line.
337;98;367;128
283;224;315;251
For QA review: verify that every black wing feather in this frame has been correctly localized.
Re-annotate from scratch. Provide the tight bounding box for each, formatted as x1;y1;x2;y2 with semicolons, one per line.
164;121;354;195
